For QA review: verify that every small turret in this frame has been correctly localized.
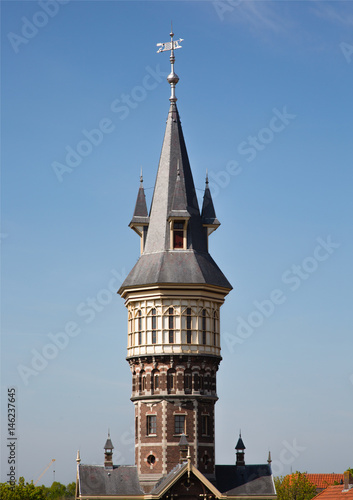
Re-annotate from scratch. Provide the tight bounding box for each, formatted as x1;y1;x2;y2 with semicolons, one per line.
104;432;114;469
129;170;149;253
235;432;246;466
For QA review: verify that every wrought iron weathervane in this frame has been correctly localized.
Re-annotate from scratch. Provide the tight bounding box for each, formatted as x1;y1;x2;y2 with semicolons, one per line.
157;25;183;103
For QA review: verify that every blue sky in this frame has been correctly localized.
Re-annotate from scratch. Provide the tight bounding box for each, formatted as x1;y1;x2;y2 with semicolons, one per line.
1;0;352;487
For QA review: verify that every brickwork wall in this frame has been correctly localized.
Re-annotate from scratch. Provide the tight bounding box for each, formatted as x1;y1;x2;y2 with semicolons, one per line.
132;355;219;476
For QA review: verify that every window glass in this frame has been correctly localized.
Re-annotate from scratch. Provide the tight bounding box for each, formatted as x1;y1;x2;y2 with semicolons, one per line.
147;415;156;435
174;415;185;435
152;308;156;344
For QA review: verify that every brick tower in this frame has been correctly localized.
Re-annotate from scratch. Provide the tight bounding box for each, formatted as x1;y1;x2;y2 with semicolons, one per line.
118;30;232;492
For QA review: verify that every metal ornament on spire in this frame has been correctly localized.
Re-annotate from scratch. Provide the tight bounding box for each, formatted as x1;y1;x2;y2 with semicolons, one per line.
157;26;183;103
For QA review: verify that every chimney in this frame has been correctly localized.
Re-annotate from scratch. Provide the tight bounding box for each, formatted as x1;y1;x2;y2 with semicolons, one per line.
343;470;353;490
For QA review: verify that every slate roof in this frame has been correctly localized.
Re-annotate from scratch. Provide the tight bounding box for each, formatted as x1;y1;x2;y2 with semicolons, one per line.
130;178;149;226
235;436;246;450
201;178;220;227
120;102;232;292
104;435;114;450
78;464;144;497
150;463;186;496
313;485;353;499
215;464;276;496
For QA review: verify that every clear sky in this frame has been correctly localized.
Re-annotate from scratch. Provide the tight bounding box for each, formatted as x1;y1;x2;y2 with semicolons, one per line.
1;0;352;488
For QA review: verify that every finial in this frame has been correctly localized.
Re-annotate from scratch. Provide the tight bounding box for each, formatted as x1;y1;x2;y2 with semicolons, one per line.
108;428;110;438
140;167;143;184
76;450;81;464
157;27;183;103
267;451;272;464
205;169;209;185
187;446;191;478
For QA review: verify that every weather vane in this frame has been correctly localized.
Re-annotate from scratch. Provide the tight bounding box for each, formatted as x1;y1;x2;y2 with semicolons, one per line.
157;24;183;103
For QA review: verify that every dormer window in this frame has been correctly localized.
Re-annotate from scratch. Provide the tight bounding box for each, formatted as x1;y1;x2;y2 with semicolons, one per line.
170;219;187;250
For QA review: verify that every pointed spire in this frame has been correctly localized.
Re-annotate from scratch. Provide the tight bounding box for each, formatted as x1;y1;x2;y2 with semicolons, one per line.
119;30;232;294
235;431;246;450
129;170;150;243
267;451;272;464
201;170;220;229
131;169;148;220
235;432;246;466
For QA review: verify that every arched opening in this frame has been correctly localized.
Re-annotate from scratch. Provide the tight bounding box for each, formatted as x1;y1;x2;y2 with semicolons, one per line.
167;368;176;394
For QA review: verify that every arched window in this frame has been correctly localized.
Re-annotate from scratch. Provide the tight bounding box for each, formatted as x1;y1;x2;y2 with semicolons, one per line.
137;310;142;345
151;308;157;344
213;310;218;346
168;307;174;344
167;368;176;393
139;370;145;393
202;309;207;345
184;369;192;394
128;312;133;347
194;372;200;392
211;370;216;392
132;371;137;393
151;369;159;394
186;308;192;344
204;373;211;392
199;370;205;394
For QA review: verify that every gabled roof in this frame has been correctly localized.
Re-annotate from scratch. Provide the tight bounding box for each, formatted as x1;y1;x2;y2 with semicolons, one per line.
149;462;222;498
77;464;144;497
313;485;353;499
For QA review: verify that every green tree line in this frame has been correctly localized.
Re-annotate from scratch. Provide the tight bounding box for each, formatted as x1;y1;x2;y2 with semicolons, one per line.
0;477;75;500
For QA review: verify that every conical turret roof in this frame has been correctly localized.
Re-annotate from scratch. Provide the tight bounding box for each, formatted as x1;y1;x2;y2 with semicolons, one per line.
119;102;231;292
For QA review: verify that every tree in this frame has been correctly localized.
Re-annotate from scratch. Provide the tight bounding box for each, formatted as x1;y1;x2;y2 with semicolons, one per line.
0;477;47;500
274;472;317;500
0;479;75;500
